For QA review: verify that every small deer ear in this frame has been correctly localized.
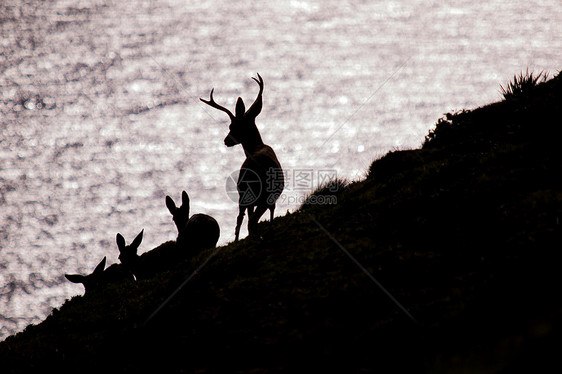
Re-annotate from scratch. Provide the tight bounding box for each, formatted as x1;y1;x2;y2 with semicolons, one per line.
166;196;176;214
131;229;144;249
93;257;107;274
235;97;245;118
181;191;190;217
65;274;85;284
116;233;126;251
181;191;190;207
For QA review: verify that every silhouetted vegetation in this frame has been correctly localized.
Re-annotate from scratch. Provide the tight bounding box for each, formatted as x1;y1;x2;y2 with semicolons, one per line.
423;69;561;149
0;71;561;373
500;68;549;100
299;178;349;210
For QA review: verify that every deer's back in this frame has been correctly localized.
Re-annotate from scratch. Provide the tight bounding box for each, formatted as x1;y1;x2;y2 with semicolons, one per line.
134;241;184;280
104;263;135;283
249;144;282;170
178;213;220;251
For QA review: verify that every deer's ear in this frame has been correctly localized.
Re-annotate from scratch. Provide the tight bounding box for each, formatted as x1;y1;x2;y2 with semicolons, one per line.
166;196;176;214
116;233;126;251
235;97;245;118
93;257;106;274
246;95;262;118
131;229;144;250
65;274;85;284
181;191;190;207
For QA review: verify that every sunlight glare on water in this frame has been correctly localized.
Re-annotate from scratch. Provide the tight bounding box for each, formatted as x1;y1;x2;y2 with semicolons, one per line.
0;0;560;340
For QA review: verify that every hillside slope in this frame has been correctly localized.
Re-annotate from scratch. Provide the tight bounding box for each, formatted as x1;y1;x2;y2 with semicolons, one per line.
1;72;561;373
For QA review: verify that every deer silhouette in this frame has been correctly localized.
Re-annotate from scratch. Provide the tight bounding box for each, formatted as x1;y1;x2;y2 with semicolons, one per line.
65;256;134;295
117;229;188;280
115;229;162;280
165;190;220;250
201;73;284;241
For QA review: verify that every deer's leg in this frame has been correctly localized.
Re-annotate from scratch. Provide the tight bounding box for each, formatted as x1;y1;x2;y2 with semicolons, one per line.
235;205;246;241
248;204;269;236
243;206;256;238
269;205;275;222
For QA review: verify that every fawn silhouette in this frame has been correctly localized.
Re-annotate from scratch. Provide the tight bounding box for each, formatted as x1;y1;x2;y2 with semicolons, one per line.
201;73;284;241
165;190;220;250
65;256;134;295
116;229;167;281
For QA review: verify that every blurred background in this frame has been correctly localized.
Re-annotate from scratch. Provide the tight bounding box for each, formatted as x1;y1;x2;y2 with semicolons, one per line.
1;0;560;339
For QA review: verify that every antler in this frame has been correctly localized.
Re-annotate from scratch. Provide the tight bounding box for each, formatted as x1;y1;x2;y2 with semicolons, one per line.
247;73;264;118
200;88;235;120
252;73;263;96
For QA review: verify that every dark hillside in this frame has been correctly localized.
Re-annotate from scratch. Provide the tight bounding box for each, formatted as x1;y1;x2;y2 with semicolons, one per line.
1;72;561;373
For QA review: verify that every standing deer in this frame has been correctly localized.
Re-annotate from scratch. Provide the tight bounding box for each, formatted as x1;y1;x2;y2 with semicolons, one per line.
201;73;284;241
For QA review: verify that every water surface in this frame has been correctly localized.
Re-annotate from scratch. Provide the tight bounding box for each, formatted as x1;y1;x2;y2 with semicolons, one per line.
0;0;560;339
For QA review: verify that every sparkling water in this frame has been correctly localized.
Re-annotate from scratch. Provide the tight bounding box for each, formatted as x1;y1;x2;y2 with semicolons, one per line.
0;0;560;340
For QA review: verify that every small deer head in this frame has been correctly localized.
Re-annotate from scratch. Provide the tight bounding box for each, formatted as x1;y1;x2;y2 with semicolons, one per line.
116;229;144;268
201;73;264;148
65;257;108;295
165;191;190;233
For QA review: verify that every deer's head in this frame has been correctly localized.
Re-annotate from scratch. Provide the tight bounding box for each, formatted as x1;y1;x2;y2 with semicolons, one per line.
201;73;264;147
64;257;108;295
166;191;190;233
116;229;144;265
